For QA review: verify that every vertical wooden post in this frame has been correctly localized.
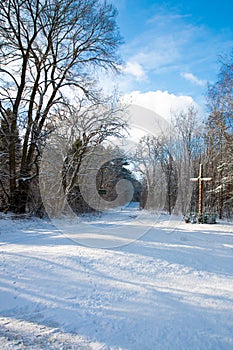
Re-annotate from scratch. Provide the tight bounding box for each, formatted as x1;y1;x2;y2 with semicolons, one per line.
198;163;203;222
190;164;212;223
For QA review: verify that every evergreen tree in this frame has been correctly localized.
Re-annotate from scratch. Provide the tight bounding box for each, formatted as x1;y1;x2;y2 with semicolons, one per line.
205;52;233;218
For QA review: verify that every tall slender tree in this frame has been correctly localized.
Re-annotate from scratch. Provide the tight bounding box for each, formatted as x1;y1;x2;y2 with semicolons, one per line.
171;105;203;214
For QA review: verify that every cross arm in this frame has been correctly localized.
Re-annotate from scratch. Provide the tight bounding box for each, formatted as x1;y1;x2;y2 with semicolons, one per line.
190;178;199;182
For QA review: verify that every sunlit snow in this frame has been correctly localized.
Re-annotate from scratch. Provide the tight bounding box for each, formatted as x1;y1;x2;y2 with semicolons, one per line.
0;205;233;349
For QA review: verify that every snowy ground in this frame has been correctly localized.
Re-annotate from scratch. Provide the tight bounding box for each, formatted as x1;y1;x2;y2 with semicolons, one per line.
0;205;233;349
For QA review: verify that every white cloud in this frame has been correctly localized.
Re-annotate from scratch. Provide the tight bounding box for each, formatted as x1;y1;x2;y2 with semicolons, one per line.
181;72;207;86
118;7;233;98
122;61;146;80
123;34;182;73
120;12;198;75
122;90;196;121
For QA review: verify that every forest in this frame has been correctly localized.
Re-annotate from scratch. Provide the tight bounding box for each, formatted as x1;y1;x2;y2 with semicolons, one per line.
0;0;232;220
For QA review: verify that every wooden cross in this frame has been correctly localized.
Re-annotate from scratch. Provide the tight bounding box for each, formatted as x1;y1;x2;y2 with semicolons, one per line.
190;164;212;223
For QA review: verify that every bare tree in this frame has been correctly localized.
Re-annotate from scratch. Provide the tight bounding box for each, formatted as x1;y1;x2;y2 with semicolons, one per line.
171;105;203;214
39;97;128;215
134;135;168;212
0;0;122;213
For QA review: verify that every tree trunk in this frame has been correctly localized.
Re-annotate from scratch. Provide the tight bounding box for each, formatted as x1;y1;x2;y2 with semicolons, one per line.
13;180;29;214
7;110;17;212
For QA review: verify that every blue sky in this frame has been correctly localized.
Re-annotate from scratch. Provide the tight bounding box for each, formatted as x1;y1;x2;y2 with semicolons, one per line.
109;0;233;114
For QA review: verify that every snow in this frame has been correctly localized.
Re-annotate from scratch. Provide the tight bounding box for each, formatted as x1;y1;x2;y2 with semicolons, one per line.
0;206;233;349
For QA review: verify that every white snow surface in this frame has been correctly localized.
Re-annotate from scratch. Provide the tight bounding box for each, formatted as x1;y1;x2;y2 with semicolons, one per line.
0;205;233;349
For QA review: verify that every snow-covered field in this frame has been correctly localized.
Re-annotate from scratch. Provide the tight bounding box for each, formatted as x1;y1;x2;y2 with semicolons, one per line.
0;206;233;349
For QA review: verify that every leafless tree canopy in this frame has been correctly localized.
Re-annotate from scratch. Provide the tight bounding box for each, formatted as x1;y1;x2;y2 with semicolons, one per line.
0;0;123;213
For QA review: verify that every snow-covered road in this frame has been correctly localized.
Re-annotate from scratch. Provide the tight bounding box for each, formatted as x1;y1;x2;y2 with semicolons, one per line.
0;209;233;349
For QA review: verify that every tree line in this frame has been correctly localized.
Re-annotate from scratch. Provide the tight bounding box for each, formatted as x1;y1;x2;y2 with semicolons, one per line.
0;0;232;219
136;56;233;219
